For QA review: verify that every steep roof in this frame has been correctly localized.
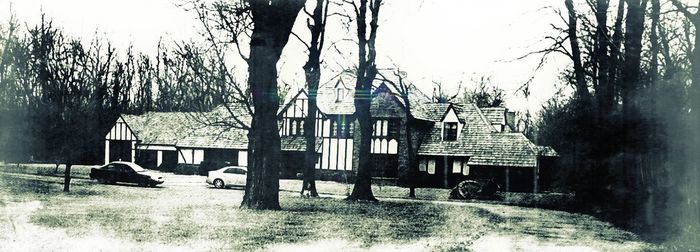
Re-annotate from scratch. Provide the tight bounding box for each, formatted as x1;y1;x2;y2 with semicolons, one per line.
418;131;539;167
316;76;356;115
480;107;506;125
122;103;251;149
177;103;251;149
412;103;451;122
122;112;201;146
177;125;248;149
416;103;539;167
536;146;559;157
280;136;324;152
454;103;497;133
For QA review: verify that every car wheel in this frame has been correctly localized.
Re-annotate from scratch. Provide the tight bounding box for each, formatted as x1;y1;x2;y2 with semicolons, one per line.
138;180;148;187
213;179;225;189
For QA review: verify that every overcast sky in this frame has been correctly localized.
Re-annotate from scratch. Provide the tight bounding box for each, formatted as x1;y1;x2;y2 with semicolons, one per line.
0;0;572;113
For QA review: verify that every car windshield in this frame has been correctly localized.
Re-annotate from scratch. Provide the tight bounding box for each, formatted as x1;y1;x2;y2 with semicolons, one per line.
126;163;146;172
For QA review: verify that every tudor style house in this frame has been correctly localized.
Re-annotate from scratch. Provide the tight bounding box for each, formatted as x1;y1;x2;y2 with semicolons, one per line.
104;76;557;192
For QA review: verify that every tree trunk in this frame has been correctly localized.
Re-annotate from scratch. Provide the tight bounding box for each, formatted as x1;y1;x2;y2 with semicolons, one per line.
63;162;71;192
607;0;625;103
565;0;592;102
241;0;306;210
348;90;377;201
620;0;647;228
593;0;611;116
302;67;320;197
401;99;417;198
347;0;381;202
300;0;327;198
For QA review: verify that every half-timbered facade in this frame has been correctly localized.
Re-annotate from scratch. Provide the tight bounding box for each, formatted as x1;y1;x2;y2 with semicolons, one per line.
104;116;137;163
105;76;557;191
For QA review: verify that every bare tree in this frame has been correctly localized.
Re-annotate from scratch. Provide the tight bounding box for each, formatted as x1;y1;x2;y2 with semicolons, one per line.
377;68;418;198
565;0;592;102
292;0;330;197
345;0;382;201
431;80;460;103
462;76;505;107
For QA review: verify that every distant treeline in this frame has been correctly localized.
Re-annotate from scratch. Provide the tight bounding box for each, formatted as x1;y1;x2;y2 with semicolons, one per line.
0;15;230;164
532;0;697;245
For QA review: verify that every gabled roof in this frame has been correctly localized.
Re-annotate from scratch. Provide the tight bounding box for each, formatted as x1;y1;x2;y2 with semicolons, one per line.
455;103;497;133
278;89;308;116
177;125;248;149
418;132;539;167
177;103;251;149
280;136;324;152
416;102;540;167
480;107;507;125
412;103;451;122
122;112;201;146
536;146;559;157
122;103;251;149
316;75;356;115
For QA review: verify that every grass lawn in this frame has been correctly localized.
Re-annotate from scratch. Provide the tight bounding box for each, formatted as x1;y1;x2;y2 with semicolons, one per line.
0;164;656;251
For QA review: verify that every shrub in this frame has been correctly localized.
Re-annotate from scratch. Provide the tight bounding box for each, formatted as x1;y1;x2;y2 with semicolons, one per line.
172;164;199;175
198;160;225;176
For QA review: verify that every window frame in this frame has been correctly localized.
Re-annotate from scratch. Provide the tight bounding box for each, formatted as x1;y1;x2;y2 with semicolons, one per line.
287;118;305;136
443;122;458;141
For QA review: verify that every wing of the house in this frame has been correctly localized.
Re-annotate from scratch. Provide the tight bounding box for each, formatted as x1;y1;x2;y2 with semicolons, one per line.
414;101;555;192
113;112;199;169
175;103;252;167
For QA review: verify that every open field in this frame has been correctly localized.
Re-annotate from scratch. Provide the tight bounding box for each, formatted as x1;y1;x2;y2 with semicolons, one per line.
0;164;655;251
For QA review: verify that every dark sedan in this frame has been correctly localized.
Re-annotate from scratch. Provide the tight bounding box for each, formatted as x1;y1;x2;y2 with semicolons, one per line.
90;161;164;187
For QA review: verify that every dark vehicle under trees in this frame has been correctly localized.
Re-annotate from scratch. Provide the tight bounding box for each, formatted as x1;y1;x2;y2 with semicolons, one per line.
90;161;164;187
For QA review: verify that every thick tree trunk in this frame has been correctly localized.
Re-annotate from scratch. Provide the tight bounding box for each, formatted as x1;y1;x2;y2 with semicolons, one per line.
347;0;381;202
348;90;377;201
63;162;71;192
241;0;305;210
620;0;647;228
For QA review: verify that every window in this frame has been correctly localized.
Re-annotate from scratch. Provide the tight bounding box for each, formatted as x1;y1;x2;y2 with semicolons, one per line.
331;118;352;138
238;151;248;167
224;168;245;174
373;119;399;138
288;118;304;136
452;159;462;173
463;165;470;176
427;159;436;174
419;159;427;172
443;122;458;141
388;120;399;138
336;87;344;102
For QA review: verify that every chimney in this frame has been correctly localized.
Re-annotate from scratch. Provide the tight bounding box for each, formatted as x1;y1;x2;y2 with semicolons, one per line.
506;111;516;132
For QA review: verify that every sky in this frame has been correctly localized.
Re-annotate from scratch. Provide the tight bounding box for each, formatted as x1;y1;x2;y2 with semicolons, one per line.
0;0;572;114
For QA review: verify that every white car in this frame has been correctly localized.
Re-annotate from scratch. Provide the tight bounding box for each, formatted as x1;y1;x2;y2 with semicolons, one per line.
206;166;247;189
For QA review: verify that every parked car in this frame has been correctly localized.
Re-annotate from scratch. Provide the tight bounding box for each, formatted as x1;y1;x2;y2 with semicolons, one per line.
90;161;164;187
449;179;501;200
206;166;247;189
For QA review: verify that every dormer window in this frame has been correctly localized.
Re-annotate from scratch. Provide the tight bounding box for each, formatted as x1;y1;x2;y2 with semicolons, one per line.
335;87;344;102
443;122;458;141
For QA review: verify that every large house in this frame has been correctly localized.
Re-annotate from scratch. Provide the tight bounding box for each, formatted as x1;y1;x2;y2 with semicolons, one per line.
103;77;557;192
